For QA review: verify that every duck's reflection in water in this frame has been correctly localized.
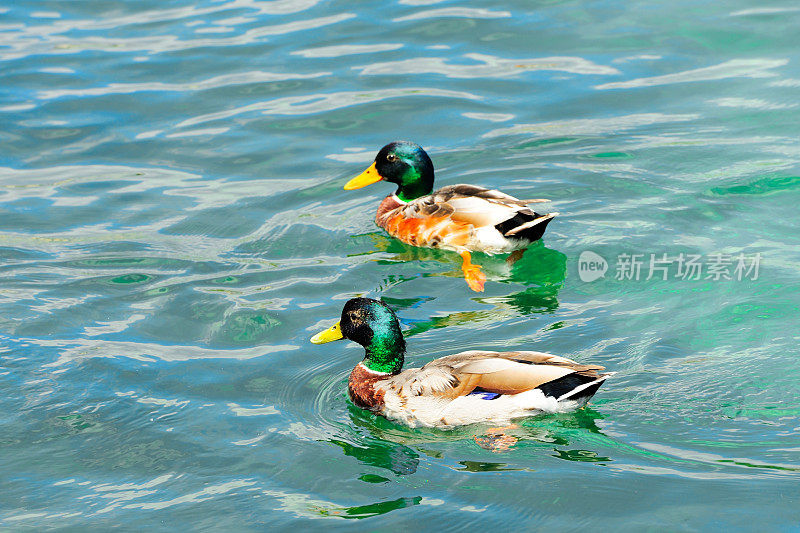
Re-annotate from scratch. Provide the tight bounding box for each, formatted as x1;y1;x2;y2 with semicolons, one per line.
358;236;566;332
356;233;566;308
328;436;420;476
330;496;423;519
332;401;612;471
469;408;614;457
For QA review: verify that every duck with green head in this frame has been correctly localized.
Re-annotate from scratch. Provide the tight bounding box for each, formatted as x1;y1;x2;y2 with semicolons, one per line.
311;297;611;428
344;141;558;291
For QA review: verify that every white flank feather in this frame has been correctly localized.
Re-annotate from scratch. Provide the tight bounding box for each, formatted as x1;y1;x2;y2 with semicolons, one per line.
377;383;604;428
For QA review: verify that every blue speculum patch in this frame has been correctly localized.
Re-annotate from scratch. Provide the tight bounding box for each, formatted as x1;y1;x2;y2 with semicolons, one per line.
468;390;501;400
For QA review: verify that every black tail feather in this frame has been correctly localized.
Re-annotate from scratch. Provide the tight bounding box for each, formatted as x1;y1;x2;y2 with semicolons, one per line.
495;212;554;243
536;373;607;403
565;379;606;405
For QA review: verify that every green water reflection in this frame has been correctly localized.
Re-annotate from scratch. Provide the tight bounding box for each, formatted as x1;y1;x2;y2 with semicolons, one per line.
359;234;567;332
364;234;565;297
328;437;420;476
325;496;423;520
334;400;617;475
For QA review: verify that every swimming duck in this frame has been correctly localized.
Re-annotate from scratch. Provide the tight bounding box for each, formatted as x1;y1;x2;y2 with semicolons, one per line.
344;141;558;291
311;298;611;428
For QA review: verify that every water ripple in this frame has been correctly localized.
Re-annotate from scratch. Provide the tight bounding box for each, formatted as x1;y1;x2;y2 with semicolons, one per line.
483;113;699;138
292;43;404;58
35;338;297;367
37;71;330;100
393;7;511;22
356;53;620;78
1;12;355;59
174;87;482;128
711;97;797;110
596;58;788;90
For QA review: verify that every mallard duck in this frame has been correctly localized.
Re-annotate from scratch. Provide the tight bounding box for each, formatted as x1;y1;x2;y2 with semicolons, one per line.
311;298;612;428
344;141;558;291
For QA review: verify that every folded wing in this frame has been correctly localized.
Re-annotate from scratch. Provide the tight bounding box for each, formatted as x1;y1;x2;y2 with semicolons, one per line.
400;184;556;242
385;350;607;401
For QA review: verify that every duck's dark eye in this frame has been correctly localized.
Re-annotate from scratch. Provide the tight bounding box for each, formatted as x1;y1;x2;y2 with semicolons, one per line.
386;153;397;163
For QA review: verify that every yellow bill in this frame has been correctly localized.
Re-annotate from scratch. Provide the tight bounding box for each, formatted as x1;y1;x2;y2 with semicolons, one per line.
344;162;382;190
310;321;344;344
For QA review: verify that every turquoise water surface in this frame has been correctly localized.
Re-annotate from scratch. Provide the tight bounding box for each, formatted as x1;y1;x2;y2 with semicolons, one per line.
2;0;800;529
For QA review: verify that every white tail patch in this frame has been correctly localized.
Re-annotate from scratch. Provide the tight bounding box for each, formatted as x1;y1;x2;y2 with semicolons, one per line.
503;212;559;236
556;372;615;402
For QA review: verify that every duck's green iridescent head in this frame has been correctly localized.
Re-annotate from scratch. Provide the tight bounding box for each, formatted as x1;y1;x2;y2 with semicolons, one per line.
310;297;405;374
344;141;434;202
